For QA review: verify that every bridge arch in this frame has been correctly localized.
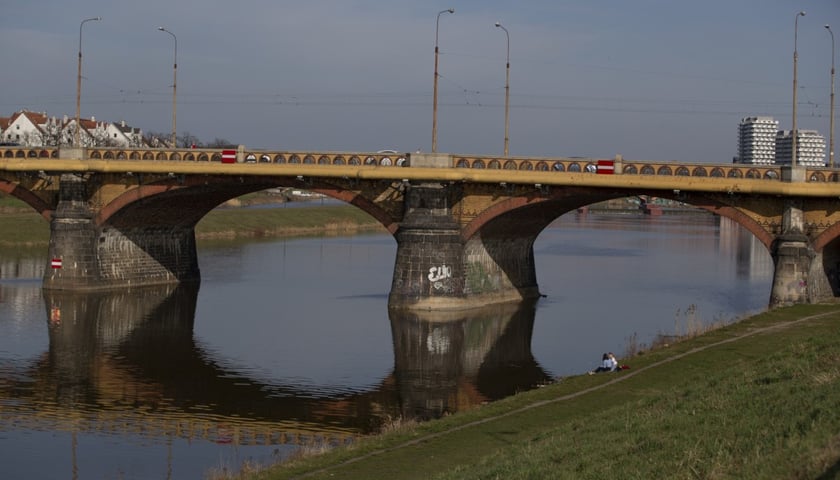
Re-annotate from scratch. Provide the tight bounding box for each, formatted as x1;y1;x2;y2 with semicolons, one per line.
462;190;774;252
95;176;401;235
0;178;54;220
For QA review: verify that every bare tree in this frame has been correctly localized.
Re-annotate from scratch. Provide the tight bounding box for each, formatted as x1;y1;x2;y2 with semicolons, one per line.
206;138;235;148
36;119;63;146
177;131;201;148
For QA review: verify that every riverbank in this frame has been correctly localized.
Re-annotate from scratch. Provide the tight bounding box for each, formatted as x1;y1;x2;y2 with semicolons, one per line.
0;196;385;248
224;304;840;479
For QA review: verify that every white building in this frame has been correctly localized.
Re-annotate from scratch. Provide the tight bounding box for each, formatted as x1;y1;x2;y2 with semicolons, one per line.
1;110;50;146
775;130;827;166
0;110;146;148
736;116;778;165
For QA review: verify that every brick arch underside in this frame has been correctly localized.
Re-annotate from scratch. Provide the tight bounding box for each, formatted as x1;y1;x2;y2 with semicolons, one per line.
464;189;774;251
461;190;774;298
462;189;619;298
96;176;399;233
0;179;54;221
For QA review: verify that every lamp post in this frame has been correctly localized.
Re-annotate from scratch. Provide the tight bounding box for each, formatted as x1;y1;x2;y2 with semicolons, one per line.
826;25;835;168
792;11;805;167
495;22;510;156
75;16;101;148
432;8;454;153
158;27;177;148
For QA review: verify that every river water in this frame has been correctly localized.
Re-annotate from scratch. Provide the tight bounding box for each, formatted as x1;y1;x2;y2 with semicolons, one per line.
0;212;773;479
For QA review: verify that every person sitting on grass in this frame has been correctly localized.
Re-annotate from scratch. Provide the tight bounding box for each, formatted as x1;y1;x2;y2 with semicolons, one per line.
588;353;616;374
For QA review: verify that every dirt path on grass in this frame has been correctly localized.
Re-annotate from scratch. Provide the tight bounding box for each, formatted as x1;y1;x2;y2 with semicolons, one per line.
291;308;839;479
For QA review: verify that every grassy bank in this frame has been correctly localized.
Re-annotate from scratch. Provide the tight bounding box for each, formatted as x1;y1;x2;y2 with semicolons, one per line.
195;205;384;241
0;198;384;247
228;304;840;480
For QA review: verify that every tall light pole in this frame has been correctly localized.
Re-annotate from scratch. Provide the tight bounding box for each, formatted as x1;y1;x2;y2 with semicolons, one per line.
826;25;835;168
432;8;454;153
495;22;510;156
158;27;177;148
792;11;805;167
75;16;101;148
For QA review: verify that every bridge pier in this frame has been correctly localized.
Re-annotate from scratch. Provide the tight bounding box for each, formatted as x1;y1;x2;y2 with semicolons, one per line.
769;234;814;306
389;182;466;309
43;174;200;291
389;182;540;310
768;201;819;306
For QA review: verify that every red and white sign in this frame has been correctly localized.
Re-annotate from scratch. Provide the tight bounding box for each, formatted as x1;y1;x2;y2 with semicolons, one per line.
221;149;237;164
596;160;615;174
50;258;62;269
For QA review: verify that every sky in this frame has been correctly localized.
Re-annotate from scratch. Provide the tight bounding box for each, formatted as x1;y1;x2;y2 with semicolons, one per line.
1;0;838;163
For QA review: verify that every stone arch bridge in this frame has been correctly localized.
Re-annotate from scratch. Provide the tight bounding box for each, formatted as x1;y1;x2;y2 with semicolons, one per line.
2;146;840;310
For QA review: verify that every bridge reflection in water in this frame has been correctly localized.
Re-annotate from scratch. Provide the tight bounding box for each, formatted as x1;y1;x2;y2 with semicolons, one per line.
0;284;550;457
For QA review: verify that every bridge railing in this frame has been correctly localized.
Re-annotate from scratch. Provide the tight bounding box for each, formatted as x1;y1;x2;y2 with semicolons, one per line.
0;146;408;168
1;147;837;182
453;155;840;183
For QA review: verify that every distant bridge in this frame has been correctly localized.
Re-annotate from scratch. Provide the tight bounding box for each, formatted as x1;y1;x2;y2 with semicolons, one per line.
2;146;840;309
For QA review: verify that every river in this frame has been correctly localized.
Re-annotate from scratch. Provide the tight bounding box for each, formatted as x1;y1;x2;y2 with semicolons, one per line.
0;211;773;479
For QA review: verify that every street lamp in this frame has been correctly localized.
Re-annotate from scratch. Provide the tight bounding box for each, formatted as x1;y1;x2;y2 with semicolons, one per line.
158;26;178;148
432;8;454;153
75;16;101;148
826;25;835;168
792;11;805;167
495;22;510;156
